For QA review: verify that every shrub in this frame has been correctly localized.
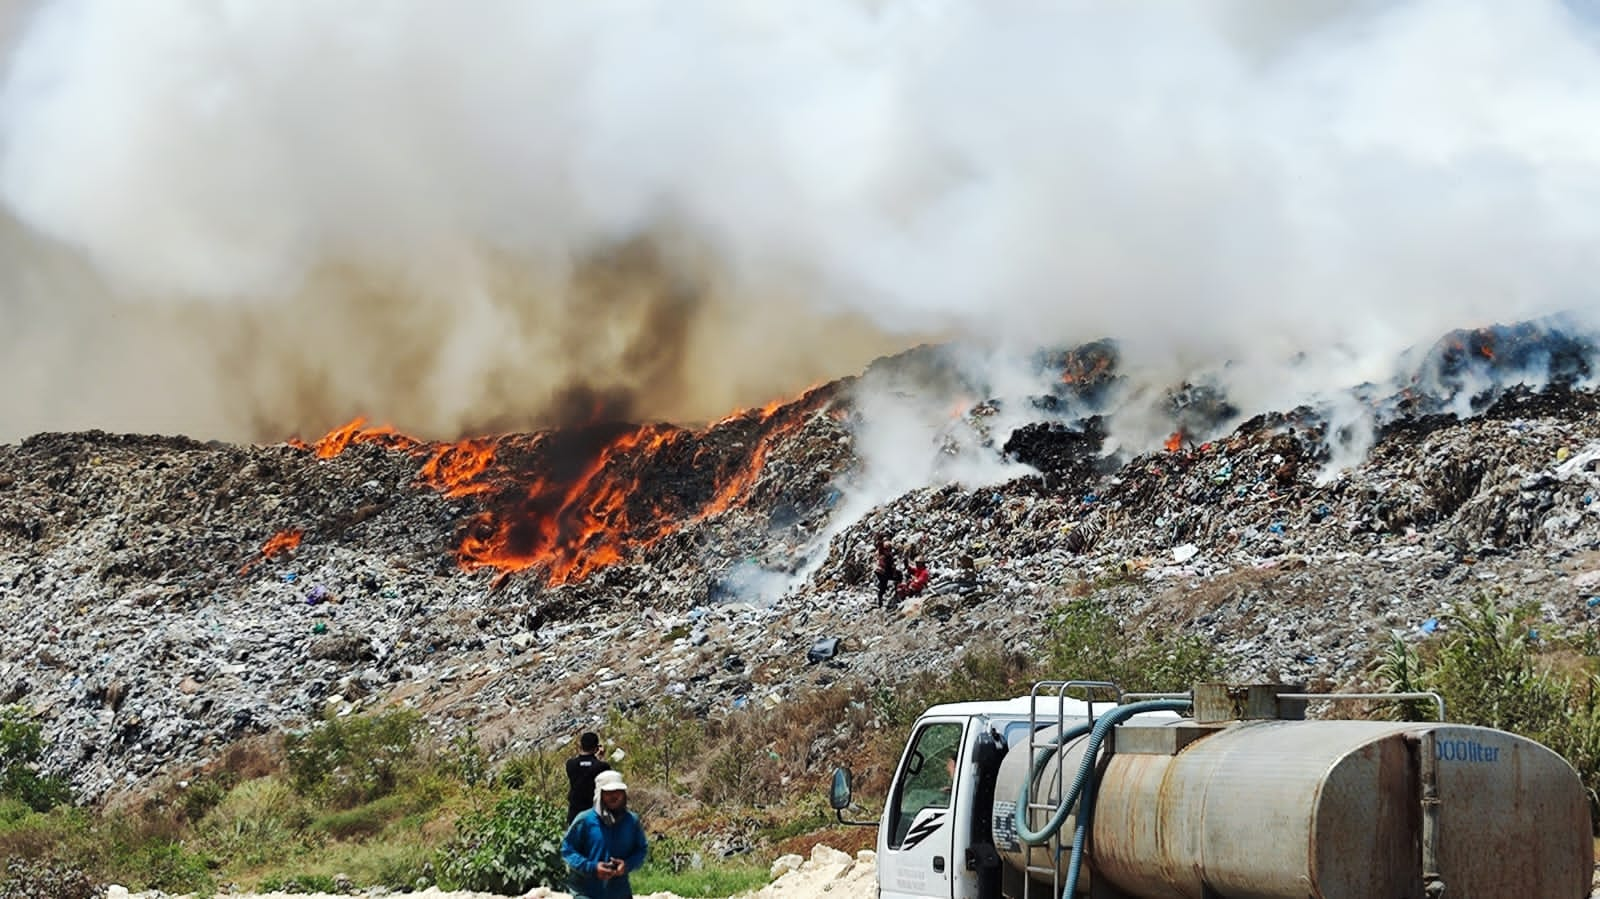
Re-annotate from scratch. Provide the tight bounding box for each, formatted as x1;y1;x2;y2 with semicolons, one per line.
115;839;213;895
438;793;567;894
284;709;424;808
194;776;315;867
498;748;563;794
608;699;703;793
258;872;339;893
1043;598;1227;693
1370;633;1442;721
697;743;781;806
443;726;490;787
177;774;234;824
1426;595;1566;732
0;805;96;865
0;798;31;828
0;707;72;812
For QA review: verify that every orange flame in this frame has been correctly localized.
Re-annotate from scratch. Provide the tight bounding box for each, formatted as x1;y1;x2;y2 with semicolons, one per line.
241;527;303;573
417;438;502;497
300;390;827;586
1165;430;1184;452
262;528;304;557
454;423;686;584
289;418;419;458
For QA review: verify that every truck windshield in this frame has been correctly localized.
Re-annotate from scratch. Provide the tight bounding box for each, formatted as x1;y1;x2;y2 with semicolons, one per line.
888;721;962;848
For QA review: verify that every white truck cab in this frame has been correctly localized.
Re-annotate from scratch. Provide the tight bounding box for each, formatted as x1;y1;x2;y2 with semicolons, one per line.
847;688;1176;899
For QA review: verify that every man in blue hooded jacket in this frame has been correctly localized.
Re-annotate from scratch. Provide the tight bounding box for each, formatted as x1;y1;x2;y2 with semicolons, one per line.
562;769;649;899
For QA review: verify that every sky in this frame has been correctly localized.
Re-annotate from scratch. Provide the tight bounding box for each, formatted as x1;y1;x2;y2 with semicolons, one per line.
2;0;1599;444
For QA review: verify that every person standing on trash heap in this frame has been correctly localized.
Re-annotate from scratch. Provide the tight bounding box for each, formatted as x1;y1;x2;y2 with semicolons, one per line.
563;769;649;899
566;731;612;824
874;533;902;607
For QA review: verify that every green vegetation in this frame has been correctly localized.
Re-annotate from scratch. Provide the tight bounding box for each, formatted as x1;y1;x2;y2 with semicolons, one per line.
1373;592;1600;825
0;707;72;813
631;857;772;897
1042;598;1230;693
283;708;425;808
257;872;339;894
9;585;1600;893
438;793;566;893
608;698;702;794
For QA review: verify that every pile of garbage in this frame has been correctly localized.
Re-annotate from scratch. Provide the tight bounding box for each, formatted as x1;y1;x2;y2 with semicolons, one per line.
4;331;1600;803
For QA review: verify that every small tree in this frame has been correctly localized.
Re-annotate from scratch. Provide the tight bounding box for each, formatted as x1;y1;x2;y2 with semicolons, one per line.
1427;595;1566;733
608;699;702;793
1043;599;1227;694
1370;633;1438;721
0;707;72;812
439;793;567;893
283;708;424;807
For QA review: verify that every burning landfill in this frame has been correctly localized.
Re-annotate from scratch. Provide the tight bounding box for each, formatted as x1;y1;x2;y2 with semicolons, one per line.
7;7;1600;899
3;317;1600;805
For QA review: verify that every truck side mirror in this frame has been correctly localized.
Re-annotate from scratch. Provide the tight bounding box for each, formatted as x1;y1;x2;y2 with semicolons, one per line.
828;767;877;827
830;767;853;810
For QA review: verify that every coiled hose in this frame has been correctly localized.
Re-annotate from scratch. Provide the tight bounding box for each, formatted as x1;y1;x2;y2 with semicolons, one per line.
1012;699;1193;898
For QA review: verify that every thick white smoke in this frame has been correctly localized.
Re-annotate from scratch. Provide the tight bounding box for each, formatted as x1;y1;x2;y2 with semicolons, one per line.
2;1;1600;443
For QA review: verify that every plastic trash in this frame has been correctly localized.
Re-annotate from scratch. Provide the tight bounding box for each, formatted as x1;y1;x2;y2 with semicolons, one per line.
807;637;841;664
1419;618;1439;635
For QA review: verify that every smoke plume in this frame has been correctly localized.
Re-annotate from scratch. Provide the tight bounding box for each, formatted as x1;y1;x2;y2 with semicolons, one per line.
3;1;1600;443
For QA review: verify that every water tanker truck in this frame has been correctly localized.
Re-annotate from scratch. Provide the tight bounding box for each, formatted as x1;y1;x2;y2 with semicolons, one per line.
829;681;1592;899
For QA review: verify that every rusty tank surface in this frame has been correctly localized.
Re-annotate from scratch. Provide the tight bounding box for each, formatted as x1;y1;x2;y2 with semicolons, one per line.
991;684;1592;898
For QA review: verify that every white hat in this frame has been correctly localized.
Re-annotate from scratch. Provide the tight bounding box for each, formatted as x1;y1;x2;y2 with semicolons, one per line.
595;770;628;792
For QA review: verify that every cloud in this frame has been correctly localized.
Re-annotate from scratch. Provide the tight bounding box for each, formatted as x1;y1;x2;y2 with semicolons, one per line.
2;1;1598;442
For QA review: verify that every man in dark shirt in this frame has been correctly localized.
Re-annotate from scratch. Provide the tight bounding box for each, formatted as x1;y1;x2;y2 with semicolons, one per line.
566;731;611;824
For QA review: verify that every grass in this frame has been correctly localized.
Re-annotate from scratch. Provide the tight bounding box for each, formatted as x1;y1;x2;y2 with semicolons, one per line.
632;859;772;897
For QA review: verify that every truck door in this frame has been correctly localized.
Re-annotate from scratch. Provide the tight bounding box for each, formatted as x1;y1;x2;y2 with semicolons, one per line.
880;719;965;899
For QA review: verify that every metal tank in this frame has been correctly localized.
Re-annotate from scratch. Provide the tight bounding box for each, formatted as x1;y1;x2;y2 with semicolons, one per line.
991;715;1591;898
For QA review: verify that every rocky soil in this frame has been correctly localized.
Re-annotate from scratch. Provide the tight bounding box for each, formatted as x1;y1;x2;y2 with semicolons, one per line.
4;339;1600;805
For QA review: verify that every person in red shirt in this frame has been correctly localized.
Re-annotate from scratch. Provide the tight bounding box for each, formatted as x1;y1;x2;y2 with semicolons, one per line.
897;556;930;600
